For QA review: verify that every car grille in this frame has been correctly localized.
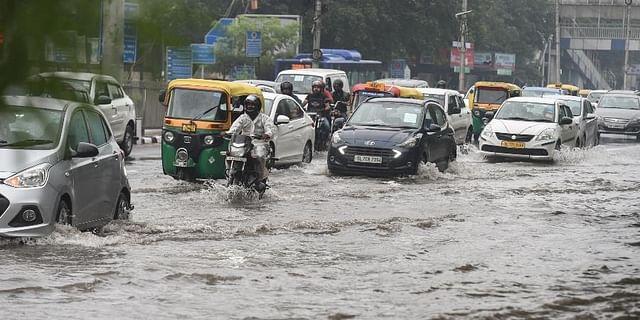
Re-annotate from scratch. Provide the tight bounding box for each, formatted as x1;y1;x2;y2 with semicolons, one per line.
482;145;549;156
495;133;535;142
344;146;396;157
0;195;9;215
604;117;630;125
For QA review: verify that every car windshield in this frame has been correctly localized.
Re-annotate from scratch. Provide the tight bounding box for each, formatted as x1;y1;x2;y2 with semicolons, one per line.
587;92;604;103
0;105;63;149
349;101;423;128
522;89;560;97
495;101;556;122
264;98;274;115
422;93;445;105
275;74;322;95
560;100;582;116
26;77;91;103
476;88;508;104
598;95;640;110
167;88;228;121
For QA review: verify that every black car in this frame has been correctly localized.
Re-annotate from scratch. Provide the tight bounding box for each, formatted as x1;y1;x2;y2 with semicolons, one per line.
327;97;456;176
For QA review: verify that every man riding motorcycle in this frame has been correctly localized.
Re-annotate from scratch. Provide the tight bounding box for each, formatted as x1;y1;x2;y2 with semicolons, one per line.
302;80;333;150
331;79;350;105
226;95;276;191
280;81;302;106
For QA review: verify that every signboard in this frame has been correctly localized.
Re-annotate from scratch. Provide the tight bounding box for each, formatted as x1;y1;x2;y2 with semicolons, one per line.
453;66;471;74
231;64;256;80
497;69;513;76
626;64;640;75
389;59;407;78
246;31;262;58
191;44;215;64
474;52;493;68
88;38;100;64
123;1;138;63
450;44;474;69
494;53;516;70
166;47;192;81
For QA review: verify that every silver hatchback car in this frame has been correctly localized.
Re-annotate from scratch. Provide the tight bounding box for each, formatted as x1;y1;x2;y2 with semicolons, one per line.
0;96;132;237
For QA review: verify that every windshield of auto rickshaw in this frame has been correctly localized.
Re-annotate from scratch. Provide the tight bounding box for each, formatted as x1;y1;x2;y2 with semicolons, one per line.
475;87;509;105
167;88;229;121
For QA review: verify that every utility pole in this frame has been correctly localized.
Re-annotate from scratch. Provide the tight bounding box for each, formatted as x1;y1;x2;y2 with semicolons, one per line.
555;0;561;84
458;0;468;92
623;1;632;90
312;0;322;68
101;0;124;82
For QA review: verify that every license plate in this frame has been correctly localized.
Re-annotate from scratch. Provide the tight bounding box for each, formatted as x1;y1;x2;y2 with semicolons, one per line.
226;156;247;162
354;155;382;164
182;123;197;133
607;123;625;129
501;141;525;149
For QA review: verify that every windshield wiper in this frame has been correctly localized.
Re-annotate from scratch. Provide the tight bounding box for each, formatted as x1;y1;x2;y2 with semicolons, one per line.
529;119;554;122
3;139;53;147
192;106;219;121
500;117;530;121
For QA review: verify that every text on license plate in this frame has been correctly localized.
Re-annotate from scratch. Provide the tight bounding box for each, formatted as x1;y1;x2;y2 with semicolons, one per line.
354;155;382;164
182;123;197;133
607;123;625;129
226;156;247;162
501;141;525;149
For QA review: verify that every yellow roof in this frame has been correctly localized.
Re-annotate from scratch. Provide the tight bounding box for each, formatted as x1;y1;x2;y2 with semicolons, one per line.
168;79;264;98
397;86;423;99
474;81;522;91
547;83;580;91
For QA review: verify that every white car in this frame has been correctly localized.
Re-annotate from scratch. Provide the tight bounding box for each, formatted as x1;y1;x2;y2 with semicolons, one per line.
417;88;471;145
479;97;578;160
586;90;608;108
32;72;137;156
275;68;350;102
553;95;599;147
262;92;315;165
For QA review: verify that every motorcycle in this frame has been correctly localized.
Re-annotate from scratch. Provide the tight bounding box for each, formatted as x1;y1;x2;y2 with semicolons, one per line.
224;133;269;198
330;101;348;135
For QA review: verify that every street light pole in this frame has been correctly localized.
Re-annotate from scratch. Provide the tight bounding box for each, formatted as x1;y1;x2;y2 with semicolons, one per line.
312;0;322;68
555;0;561;84
457;0;469;92
623;0;632;90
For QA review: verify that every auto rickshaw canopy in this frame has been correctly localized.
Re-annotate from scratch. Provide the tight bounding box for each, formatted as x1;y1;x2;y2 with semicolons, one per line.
546;83;580;96
475;81;522;93
166;79;265;108
351;82;423;100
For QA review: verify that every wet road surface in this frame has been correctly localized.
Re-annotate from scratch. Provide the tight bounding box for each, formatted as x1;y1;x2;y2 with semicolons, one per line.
1;136;639;319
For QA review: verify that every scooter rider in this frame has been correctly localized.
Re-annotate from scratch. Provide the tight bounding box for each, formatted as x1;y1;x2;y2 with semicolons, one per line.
331;79;350;105
302;80;333;147
280;81;302;106
227;95;276;188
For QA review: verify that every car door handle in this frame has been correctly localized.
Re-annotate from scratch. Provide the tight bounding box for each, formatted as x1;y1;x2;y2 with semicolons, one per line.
288;125;294;129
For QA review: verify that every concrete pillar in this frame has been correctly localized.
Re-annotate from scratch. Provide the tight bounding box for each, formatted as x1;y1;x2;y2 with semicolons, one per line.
101;0;124;82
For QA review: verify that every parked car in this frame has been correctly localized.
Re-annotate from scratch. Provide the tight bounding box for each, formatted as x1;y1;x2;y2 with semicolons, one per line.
553;95;599;147
0;96;132;237
416;88;471;145
275;68;350;102
595;93;640;141
375;78;429;88
327;97;456;175
233;80;277;93
262;92;315;165
29;72;137;157
479;97;578;161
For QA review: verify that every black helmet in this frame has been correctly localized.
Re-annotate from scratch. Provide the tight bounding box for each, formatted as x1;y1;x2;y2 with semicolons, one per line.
312;80;324;90
280;81;293;93
436;80;446;89
244;95;260;117
333;79;343;90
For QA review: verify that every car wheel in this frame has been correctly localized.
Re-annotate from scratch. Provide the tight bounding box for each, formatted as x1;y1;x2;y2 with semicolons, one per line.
450;144;457;161
120;124;134;157
575;137;581;148
114;192;130;220
302;141;313;163
56;199;71;225
436;158;449;172
555;140;562;150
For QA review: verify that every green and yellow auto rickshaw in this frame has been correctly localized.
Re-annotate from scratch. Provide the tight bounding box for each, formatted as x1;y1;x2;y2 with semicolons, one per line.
467;81;522;141
159;79;264;180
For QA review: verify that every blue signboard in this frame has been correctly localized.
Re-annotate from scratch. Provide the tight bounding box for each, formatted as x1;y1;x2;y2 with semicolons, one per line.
191;44;215;65
231;65;256;80
389;59;406;78
166;47;192;81
123;1;138;63
246;31;262;58
204;18;234;44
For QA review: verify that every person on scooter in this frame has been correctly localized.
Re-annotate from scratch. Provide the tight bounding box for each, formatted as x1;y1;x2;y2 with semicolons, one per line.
280;81;302;106
436;80;447;89
331;79;350;105
302;80;333;149
227;95;276;191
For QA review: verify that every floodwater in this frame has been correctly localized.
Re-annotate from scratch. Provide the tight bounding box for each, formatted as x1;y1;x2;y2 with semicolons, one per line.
1;136;639;319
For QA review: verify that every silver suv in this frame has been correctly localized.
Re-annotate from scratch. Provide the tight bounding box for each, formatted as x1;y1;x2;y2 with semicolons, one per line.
29;72;137;156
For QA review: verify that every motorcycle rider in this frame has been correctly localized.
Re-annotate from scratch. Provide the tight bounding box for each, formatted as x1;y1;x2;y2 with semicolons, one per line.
280;81;302;106
436;80;447;89
302;80;333;148
227;95;276;191
331;79;350;105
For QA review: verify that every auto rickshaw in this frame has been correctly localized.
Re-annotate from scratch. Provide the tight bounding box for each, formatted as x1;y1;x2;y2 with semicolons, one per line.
159;79;264;180
350;82;423;112
578;89;591;98
466;81;522;141
546;83;580;96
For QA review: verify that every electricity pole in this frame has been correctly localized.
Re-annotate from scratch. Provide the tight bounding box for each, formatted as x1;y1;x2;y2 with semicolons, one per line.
623;0;632;89
458;0;468;92
101;0;124;82
555;0;561;84
312;0;322;68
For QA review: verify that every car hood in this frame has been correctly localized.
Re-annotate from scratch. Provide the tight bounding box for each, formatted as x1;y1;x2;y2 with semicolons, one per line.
339;125;415;148
596;108;640;119
489;119;556;135
0;149;59;179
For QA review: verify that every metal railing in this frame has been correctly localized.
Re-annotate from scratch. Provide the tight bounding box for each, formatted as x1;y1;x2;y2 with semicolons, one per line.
563;26;640;39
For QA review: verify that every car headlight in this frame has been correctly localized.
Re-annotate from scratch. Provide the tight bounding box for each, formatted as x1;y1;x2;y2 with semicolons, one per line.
629;117;640;125
164;131;175;143
397;133;422;148
4;163;51;188
203;135;215;145
332;132;344;145
480;124;494;139
536;128;556;142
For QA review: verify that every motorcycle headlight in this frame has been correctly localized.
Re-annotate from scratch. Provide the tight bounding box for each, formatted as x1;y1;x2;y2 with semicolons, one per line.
536;128;556;142
229;145;245;156
203;135;215;145
332;132;343;145
4;163;51;188
397;133;423;148
164;131;175;143
480;124;494;139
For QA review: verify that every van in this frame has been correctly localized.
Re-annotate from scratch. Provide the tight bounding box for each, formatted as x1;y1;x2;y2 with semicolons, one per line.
275;68;349;102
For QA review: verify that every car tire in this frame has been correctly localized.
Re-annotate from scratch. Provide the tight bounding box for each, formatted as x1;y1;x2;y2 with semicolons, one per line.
436;158;449;172
56;199;71;225
114;192;130;220
302;141;313;163
120;124;134;157
575;137;581;148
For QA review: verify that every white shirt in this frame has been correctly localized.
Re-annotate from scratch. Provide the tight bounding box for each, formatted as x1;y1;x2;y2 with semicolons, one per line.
227;113;276;138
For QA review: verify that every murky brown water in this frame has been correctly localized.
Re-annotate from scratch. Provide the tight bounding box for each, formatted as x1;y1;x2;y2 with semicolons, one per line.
1;136;639;319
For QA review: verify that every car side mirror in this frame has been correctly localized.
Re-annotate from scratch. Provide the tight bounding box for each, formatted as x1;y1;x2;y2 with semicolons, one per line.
426;123;441;132
95;95;111;105
276;115;291;124
560;117;573;125
73;142;99;158
585;112;596;120
158;90;167;106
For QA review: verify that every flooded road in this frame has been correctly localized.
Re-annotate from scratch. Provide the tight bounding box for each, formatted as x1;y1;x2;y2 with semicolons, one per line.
1;136;639;319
